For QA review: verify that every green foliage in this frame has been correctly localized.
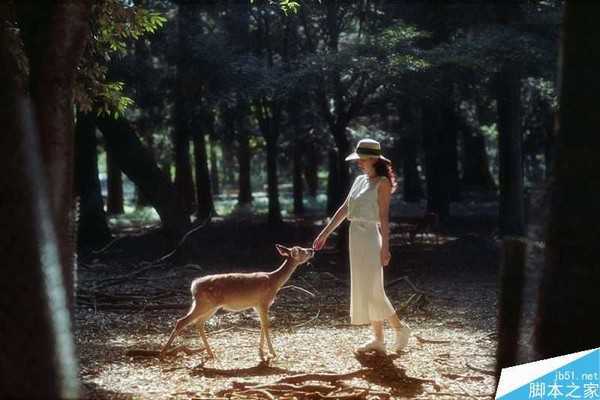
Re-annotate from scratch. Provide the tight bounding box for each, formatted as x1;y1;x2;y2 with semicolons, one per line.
75;1;167;116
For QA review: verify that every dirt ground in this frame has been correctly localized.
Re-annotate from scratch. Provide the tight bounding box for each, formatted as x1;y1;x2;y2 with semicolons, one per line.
75;213;500;399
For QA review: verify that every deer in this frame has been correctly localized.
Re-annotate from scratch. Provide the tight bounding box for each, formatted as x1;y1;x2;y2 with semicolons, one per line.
160;244;315;360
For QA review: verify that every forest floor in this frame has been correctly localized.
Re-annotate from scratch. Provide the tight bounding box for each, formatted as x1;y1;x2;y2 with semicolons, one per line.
75;202;502;400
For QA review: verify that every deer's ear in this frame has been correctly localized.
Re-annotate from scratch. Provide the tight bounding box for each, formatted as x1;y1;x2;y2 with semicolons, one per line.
275;244;290;256
291;247;299;258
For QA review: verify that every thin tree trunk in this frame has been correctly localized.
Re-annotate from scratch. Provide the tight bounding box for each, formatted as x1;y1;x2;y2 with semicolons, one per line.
237;114;253;206
106;147;124;215
460;121;496;191
193;125;214;221
209;130;220;196
97;116;190;236
304;141;319;198
326;149;340;215
535;0;600;358
75;112;111;248
422;103;450;221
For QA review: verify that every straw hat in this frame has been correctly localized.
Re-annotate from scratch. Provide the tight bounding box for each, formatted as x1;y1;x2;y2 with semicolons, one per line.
344;138;391;163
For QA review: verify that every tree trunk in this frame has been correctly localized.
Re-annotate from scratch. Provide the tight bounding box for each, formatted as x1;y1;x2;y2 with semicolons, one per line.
236;104;253;207
422;103;450;221
75;112;111;249
97;116;190;236
495;239;526;378
209;130;220;196
16;0;92;311
401;132;424;202
106;146;124;215
304;141;319;198
193;126;214;221
0;1;84;396
222;105;236;188
326;149;340;215
460;121;497;191
535;0;600;358
293;138;305;216
173;1;196;214
496;65;525;236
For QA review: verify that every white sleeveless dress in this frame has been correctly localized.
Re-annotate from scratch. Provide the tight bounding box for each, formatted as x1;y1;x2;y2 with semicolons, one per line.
346;174;396;324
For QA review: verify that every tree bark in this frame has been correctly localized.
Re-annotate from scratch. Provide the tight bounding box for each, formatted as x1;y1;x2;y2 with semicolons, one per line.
460;119;496;191
304;141;320;198
236;107;253;206
495;238;526;378
97;116;190;236
16;0;92;310
193;116;214;221
173;1;196;214
106;146;124;215
535;0;600;358
496;65;525;236
422;103;450;221
75;112;111;249
209;130;220;196
0;2;81;396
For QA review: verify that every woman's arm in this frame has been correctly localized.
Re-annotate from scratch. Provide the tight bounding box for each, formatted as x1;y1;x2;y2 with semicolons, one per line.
378;177;392;266
313;201;348;250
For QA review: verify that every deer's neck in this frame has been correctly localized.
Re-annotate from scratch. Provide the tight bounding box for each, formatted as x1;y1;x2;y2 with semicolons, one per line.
270;258;299;289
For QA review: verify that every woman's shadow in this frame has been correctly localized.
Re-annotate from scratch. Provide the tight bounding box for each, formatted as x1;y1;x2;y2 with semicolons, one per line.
354;350;431;398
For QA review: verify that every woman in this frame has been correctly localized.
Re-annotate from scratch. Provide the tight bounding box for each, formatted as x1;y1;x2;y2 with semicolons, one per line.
313;138;411;353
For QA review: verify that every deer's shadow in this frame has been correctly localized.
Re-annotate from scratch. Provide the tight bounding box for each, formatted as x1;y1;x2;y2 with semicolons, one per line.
191;359;299;379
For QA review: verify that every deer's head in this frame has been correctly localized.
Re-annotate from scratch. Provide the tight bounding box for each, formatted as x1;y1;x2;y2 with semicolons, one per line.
275;244;315;266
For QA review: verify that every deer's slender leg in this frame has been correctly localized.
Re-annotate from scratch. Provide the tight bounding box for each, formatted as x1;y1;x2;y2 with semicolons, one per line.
161;300;214;354
257;305;276;358
197;320;215;359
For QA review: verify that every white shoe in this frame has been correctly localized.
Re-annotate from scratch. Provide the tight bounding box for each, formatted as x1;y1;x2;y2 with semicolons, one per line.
394;324;411;352
356;339;386;354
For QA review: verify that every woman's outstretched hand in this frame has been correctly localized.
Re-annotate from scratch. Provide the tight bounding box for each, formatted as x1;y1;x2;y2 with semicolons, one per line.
313;232;329;251
381;245;391;267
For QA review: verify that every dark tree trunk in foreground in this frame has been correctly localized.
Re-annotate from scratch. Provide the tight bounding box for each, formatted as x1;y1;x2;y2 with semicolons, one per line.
75;112;111;248
97;116;190;236
106;146;124;215
16;0;92;310
1;2;84;396
535;0;600;358
496;65;525;236
495;238;526;378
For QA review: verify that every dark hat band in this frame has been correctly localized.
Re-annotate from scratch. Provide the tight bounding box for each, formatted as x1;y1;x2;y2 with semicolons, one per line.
356;147;381;156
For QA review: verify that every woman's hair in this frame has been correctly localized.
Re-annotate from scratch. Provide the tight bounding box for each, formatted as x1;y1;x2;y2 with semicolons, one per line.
374;159;398;193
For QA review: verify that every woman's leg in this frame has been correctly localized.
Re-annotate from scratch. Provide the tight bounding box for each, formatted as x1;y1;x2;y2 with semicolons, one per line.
385;313;411;351
371;320;385;342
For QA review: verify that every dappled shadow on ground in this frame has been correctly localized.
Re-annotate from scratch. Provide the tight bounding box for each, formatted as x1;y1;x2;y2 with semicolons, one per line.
354;350;429;398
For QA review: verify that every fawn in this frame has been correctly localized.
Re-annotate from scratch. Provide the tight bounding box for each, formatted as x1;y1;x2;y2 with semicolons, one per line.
161;244;315;360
